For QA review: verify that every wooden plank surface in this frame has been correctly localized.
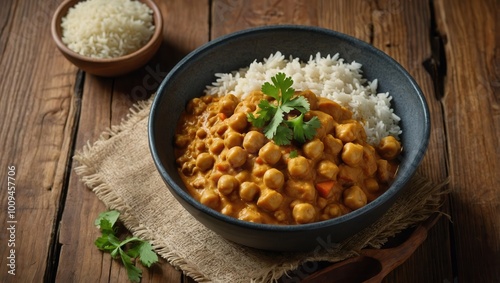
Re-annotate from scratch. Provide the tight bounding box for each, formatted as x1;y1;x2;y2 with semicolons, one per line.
0;0;498;282
55;0;210;282
0;0;78;282
434;0;500;282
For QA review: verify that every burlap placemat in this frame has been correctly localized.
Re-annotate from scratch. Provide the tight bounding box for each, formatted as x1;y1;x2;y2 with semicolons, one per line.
74;97;448;283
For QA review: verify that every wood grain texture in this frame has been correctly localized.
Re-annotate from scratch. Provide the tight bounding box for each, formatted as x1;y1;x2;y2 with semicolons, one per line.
0;0;78;282
368;1;452;281
55;0;210;282
434;0;500;282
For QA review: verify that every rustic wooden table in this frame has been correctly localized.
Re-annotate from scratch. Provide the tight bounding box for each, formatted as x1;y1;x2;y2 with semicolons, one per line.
0;0;498;282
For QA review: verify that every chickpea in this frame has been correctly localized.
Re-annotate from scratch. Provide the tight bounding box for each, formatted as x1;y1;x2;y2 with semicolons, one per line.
215;123;228;136
259;142;282;165
180;162;195;176
187;98;207;115
298;90;319;110
224;131;243;148
303;139;324;160
317;197;327;209
195;141;206;152
252;163;270;178
176;155;189;166
221;204;233;215
201;95;213;104
218;94;238;117
196;128;207;139
285;180;316;201
377;159;392;183
209;138;225;155
287;156;310;179
341;142;364;166
191;176;206;189
306;110;334;139
247;90;265;104
257;189;284;212
317;97;352;121
209;171;223;184
292;203;316;224
227;146;247;168
196;153;215;172
217;175;239;195
239;182;260;201
316;159;339;180
364;177;380;193
274;210;286;222
343;186;367;210
289;199;301;209
324;203;343;218
263;168;285;190
174;134;191;148
243;131;266;153
200;189;220;209
238;206;262;223
235;171;251;183
228;112;248;132
337;164;363;185
362;145;378;175
377;136;402;160
335;122;362;142
207;115;218;127
234;101;256;114
323;134;343;155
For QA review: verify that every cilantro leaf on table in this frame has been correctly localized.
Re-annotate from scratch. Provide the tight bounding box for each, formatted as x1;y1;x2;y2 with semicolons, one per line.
121;252;143;282
136;242;158;267
94;210;159;282
247;72;319;145
95;210;120;228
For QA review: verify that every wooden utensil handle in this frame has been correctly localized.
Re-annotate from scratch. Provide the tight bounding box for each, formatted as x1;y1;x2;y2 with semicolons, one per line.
302;213;441;283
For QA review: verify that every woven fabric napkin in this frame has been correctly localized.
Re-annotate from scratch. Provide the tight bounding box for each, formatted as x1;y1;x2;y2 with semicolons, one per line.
74;97;447;283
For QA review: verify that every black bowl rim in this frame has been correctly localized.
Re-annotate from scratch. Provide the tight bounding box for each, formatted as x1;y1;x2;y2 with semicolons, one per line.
149;24;431;233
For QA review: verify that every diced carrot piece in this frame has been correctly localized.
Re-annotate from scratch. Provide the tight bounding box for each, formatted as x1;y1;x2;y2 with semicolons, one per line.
315;181;335;198
216;162;229;171
255;156;264;165
218;112;227;120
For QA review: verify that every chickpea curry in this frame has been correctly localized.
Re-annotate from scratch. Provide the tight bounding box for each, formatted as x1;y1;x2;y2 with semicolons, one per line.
174;74;401;225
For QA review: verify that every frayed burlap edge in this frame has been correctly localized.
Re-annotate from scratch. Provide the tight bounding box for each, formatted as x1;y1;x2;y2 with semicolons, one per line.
73;96;213;283
73;96;450;283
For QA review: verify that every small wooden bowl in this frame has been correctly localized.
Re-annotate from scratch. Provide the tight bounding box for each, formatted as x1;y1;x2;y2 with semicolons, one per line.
51;0;163;77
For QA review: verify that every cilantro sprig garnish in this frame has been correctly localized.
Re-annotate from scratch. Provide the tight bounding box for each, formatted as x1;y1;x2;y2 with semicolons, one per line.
247;73;321;145
94;210;159;282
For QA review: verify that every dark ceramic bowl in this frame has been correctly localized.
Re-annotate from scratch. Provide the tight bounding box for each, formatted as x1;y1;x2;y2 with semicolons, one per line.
149;25;430;252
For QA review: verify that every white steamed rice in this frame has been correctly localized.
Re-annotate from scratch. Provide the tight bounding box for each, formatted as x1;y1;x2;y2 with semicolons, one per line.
204;51;402;145
61;0;155;59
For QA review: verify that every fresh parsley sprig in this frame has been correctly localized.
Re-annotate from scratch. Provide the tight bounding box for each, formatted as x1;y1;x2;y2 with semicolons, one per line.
94;210;159;282
247;73;321;145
